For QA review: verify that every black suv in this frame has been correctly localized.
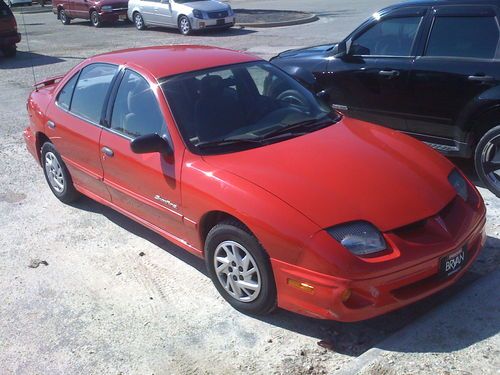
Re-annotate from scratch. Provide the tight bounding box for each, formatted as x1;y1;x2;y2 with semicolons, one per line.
0;0;20;57
271;0;500;197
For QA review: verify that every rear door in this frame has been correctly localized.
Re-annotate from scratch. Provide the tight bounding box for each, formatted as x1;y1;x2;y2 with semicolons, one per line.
99;68;185;238
150;0;174;25
69;0;90;19
325;7;427;130
407;5;500;139
44;63;119;201
139;0;160;24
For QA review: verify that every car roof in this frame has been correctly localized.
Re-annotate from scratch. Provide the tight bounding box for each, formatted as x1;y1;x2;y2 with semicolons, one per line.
383;0;500;11
90;45;260;79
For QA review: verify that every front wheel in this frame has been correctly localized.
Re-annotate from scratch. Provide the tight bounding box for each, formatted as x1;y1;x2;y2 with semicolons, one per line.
90;10;102;27
178;15;192;35
205;221;277;315
134;12;146;30
59;8;71;25
475;125;500;198
41;143;80;203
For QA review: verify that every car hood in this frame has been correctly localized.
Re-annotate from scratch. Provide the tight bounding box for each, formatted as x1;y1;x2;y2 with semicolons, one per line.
179;0;228;12
203;117;456;232
274;44;337;60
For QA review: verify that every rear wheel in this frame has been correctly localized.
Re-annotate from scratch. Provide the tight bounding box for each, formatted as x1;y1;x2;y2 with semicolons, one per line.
2;45;16;58
59;8;70;25
90;10;102;27
133;12;146;30
178;15;192;35
475;125;500;198
41;143;80;203
205;221;277;315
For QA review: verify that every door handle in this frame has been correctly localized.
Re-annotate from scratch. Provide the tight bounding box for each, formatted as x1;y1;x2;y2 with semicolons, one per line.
47;120;56;129
101;146;114;157
379;70;400;78
468;75;495;83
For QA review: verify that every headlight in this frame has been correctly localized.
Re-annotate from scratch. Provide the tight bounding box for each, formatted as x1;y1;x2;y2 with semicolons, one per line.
448;169;468;201
101;5;113;11
327;222;387;256
193;9;204;19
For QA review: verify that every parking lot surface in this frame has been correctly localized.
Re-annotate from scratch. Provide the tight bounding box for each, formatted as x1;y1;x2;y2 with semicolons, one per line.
0;0;499;374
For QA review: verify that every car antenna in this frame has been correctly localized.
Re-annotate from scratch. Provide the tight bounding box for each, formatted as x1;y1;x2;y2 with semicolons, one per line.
19;5;38;91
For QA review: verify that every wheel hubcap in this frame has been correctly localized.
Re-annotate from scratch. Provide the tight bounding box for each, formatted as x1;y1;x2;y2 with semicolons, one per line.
135;14;142;28
214;240;261;302
44;152;65;193
481;134;500;190
92;13;98;25
180;18;190;33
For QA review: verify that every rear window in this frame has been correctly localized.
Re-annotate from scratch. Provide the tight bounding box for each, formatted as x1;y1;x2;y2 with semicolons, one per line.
426;16;499;59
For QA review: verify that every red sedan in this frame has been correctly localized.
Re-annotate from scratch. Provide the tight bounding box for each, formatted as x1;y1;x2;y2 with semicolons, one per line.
24;46;486;321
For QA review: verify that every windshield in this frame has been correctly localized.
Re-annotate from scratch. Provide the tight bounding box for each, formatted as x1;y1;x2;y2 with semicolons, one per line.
161;61;339;155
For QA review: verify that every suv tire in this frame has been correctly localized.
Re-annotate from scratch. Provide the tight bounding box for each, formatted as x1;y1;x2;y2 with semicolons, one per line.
475;125;500;198
59;8;71;25
90;10;102;27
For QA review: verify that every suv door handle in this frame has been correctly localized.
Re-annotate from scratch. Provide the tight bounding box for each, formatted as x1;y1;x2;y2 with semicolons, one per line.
379;70;400;78
468;75;495;82
101;146;114;157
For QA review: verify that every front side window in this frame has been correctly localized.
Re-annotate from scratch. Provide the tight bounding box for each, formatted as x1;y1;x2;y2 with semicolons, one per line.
110;70;166;138
350;16;422;56
56;72;79;111
162;61;338;154
426;16;499;59
70;63;117;124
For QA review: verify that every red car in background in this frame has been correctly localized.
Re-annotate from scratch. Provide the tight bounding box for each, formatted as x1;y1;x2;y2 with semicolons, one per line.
24;46;486;321
0;0;21;57
52;0;127;27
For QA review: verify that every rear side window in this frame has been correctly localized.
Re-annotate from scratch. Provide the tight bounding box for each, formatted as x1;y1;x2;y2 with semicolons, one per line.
56;73;79;111
0;1;12;17
351;17;422;56
70;63;117;124
426;16;499;59
110;70;166;138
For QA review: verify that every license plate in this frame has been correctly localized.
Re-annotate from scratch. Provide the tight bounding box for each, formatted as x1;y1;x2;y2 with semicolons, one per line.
440;247;466;277
119;15;127;21
216;19;225;25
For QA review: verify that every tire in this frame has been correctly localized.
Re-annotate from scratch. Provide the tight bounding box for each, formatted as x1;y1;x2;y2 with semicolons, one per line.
133;12;146;30
90;10;102;28
41;142;80;203
475;125;500;198
2;45;16;58
205;221;277;315
178;15;192;35
59;8;70;25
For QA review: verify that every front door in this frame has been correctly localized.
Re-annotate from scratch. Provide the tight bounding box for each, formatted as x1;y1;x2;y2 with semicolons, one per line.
45;63;119;201
325;7;427;131
99;69;185;238
407;5;500;139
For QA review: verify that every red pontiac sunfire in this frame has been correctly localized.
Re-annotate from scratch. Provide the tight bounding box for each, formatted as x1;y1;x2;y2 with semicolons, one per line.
24;46;486;321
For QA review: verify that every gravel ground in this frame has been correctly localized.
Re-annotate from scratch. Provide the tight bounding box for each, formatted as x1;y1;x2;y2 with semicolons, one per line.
0;1;499;374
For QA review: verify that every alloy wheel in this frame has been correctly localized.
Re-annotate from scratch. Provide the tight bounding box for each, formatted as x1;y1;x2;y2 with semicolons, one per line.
134;13;144;29
179;16;191;35
44;152;65;193
213;240;261;302
481;133;500;191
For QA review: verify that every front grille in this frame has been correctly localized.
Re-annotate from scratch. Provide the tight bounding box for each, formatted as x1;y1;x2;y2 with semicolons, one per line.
207;10;228;19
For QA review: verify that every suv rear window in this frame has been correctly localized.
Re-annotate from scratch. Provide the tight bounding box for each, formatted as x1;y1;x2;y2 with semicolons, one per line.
426;16;499;59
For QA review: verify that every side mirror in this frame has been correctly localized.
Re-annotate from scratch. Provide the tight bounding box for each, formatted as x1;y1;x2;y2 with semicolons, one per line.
130;133;173;155
336;41;347;57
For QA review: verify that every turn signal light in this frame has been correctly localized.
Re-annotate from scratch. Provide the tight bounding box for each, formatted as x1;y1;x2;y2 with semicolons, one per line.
287;279;314;294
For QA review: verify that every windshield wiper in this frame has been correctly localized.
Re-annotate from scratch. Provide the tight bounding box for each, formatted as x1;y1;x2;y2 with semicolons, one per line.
260;117;333;139
196;137;265;150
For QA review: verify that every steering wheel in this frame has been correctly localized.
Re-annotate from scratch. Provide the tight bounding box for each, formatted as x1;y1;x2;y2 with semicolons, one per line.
276;89;308;108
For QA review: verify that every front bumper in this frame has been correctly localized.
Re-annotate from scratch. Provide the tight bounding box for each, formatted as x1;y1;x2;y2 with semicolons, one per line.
272;196;486;322
191;16;235;30
0;32;21;48
99;9;128;22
